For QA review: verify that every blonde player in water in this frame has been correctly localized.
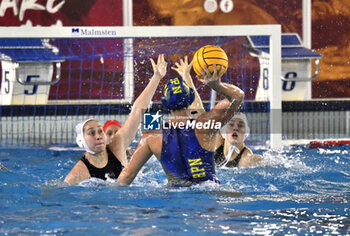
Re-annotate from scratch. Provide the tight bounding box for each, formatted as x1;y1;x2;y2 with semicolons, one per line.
64;54;167;185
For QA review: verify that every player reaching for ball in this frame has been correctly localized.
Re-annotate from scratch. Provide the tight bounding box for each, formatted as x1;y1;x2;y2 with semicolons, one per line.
181;52;263;168
64;54;167;185
117;56;245;187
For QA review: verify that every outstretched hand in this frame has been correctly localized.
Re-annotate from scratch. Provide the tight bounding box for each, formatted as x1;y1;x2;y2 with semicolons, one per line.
150;54;167;79
171;56;193;79
197;64;225;88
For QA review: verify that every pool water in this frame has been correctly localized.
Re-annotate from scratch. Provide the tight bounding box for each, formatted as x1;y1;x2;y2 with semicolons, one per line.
0;145;349;235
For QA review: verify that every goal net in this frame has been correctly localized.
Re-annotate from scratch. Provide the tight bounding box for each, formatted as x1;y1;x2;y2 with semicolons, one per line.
0;26;281;149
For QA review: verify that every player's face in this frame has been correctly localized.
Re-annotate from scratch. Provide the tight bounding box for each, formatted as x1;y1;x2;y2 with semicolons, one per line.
83;120;107;153
225;118;246;144
105;125;120;145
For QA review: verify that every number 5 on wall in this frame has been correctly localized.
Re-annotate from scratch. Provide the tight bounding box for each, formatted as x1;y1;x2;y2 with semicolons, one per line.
24;75;39;95
3;71;10;94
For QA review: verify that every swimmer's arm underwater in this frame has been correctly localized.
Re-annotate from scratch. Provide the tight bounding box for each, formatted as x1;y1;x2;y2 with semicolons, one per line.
110;54;167;164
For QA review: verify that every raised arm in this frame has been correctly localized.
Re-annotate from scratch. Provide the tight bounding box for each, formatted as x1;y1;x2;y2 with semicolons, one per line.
172;56;205;116
110;54;167;165
198;65;244;106
197;65;244;139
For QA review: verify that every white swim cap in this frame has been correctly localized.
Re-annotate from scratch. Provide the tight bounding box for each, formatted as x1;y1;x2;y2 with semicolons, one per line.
220;112;250;140
76;118;96;154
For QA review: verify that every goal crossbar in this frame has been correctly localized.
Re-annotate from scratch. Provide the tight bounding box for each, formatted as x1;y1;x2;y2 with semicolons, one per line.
0;25;282;149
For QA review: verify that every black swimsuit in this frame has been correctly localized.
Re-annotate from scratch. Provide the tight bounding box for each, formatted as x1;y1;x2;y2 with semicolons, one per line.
214;144;246;167
80;148;123;180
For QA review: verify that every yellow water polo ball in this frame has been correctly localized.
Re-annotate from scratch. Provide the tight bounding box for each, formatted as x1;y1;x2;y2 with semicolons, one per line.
192;45;228;76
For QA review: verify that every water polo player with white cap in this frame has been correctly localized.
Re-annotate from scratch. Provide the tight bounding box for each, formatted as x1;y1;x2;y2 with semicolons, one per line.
64;119;124;184
117;57;245;187
64;54;168;185
214;112;262;168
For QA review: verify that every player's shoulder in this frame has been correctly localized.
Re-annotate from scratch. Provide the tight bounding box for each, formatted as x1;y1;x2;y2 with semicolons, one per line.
243;146;253;155
142;130;163;144
143;130;162;137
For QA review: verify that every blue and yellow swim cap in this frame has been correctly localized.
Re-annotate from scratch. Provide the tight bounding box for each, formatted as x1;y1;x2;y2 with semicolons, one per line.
161;77;195;110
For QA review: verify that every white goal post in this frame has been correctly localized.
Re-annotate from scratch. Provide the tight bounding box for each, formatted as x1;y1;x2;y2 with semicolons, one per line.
0;25;282;150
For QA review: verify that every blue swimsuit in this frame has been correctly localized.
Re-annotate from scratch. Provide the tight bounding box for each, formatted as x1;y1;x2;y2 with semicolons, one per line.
160;123;219;187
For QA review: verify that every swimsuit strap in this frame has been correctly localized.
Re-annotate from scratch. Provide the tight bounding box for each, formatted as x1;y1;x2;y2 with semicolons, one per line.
226;147;247;167
80;155;95;173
